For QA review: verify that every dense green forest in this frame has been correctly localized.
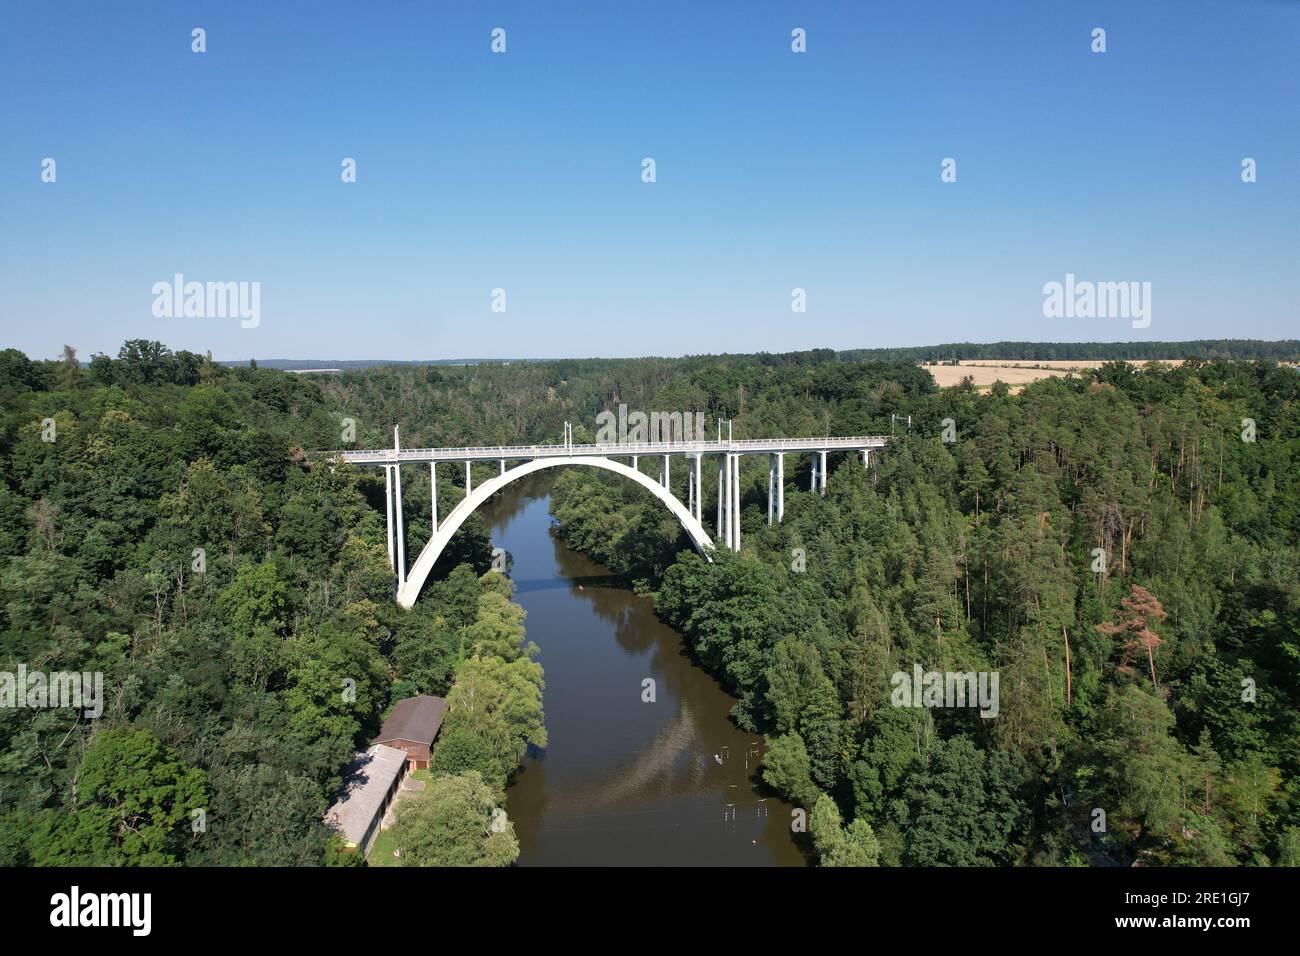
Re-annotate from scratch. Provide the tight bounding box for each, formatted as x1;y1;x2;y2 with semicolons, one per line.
2;340;1298;866
0;342;542;866
547;355;1300;866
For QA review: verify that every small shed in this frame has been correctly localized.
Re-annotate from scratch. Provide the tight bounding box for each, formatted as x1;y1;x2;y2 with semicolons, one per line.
372;695;449;770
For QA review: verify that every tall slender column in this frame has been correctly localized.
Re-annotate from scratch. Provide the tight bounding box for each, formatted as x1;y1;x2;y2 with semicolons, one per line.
777;452;784;522
717;455;725;541
693;454;703;522
863;449;870;469
731;454;741;551
768;454;774;526
724;454;731;550
430;461;437;533
810;453;817;491
820;450;828;496
393;464;406;586
663;454;670;488
632;455;638;470
392;427;406;586
500;459;506;476
685;456;691;521
465;461;472;496
726;454;735;549
384;465;395;570
733;457;743;554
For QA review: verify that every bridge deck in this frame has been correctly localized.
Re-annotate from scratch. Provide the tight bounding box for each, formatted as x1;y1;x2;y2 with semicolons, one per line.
328;435;889;465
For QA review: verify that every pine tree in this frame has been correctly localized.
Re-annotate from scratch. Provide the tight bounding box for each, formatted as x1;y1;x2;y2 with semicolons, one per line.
1098;584;1167;688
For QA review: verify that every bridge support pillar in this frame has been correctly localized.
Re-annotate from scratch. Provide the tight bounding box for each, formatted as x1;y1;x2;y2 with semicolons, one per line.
500;459;506;476
693;454;702;523
393;464;406;586
731;453;741;552
810;453;817;491
732;454;740;550
465;461;472;496
863;449;871;470
777;452;784;522
430;462;437;533
662;454;670;489
717;455;725;543
820;450;828;496
632;455;638;470
392;427;406;586
768;454;774;526
384;465;395;570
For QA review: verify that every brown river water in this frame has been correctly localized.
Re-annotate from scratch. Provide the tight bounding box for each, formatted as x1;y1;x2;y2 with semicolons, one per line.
480;477;808;867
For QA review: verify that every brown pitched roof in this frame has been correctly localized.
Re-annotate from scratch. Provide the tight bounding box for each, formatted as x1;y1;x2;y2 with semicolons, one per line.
373;695;448;747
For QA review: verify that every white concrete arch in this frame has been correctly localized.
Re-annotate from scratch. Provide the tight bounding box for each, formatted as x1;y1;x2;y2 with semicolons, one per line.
397;456;714;608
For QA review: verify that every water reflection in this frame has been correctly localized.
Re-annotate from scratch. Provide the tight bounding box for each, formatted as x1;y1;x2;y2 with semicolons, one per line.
477;475;809;867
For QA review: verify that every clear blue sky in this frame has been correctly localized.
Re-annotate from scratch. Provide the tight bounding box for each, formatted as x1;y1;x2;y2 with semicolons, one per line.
1;0;1297;361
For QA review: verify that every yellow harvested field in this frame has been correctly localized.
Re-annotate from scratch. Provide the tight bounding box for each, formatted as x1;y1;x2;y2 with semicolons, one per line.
925;359;1184;393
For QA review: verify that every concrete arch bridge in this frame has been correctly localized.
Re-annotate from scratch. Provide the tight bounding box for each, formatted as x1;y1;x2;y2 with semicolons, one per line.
329;428;887;608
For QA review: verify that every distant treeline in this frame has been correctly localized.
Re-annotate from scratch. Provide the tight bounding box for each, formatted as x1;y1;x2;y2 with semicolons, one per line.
218;358;501;371
838;340;1300;363
212;340;1300;372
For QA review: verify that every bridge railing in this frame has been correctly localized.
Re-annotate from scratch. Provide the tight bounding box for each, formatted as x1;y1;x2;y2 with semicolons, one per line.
319;435;891;463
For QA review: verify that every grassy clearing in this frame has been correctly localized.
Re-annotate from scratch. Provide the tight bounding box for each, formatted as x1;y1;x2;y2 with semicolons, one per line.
365;769;434;867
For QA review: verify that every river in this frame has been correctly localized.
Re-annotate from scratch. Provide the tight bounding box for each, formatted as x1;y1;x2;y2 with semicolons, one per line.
481;477;808;867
